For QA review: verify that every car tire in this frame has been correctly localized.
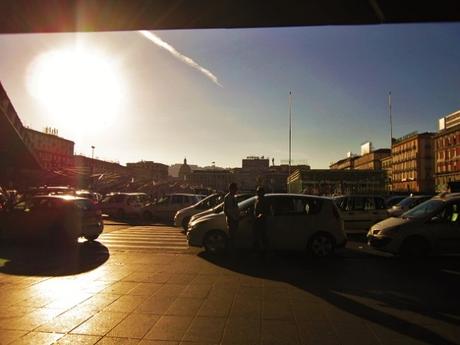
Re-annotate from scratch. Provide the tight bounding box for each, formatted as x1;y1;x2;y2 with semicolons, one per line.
399;236;430;258
204;230;228;254
84;235;99;241
307;232;335;258
182;217;191;231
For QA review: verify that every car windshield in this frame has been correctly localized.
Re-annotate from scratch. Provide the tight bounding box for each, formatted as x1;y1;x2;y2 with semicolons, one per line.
402;199;444;219
238;196;257;210
397;197;417;208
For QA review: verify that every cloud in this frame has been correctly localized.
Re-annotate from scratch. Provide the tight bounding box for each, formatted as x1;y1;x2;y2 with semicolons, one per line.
138;30;222;87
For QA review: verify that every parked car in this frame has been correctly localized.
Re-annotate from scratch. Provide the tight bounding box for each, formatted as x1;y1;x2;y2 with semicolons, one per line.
101;192;150;219
76;190;102;204
0;195;103;243
144;193;205;223
174;193;224;230
188;193;254;224
334;195;388;233
385;195;408;208
368;193;460;257
187;194;346;257
387;194;434;217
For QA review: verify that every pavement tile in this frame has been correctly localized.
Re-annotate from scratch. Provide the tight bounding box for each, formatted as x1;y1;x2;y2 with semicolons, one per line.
182;316;226;343
197;297;234;318
261;320;300;345
263;300;294;321
8;331;64;345
230;296;261;319
103;295;145;313
179;284;212;299
77;293;121;312
71;311;128;336
101;282;139;295
221;317;261;345
137;296;176;314
44;292;93;310
0;306;36;319
37;306;97;333
94;337;141;345
0;307;65;331
154;284;187;298
54;334;101;345
128;283;163;296
167;274;196;285
292;302;328;321
144;315;193;341
138;341;178;345
0;330;27;344
296;320;338;345
107;312;160;338
165;297;204;316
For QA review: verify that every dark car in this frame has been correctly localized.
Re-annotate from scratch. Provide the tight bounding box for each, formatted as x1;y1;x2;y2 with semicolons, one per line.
0;195;103;243
387;195;434;217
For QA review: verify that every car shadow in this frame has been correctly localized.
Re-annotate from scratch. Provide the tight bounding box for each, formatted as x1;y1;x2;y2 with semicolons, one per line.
0;240;110;276
198;249;460;345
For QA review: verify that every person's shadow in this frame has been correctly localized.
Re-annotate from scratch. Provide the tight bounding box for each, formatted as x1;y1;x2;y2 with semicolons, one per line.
198;249;460;345
0;240;110;276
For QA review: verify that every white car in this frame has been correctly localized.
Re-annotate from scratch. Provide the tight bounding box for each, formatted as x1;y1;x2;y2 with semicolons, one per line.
187;194;347;257
188;193;254;225
101;192;150;219
368;193;460;257
334;195;389;233
174;193;224;230
144;193;204;223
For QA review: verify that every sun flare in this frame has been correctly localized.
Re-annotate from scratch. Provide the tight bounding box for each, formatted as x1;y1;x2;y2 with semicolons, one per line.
27;47;124;135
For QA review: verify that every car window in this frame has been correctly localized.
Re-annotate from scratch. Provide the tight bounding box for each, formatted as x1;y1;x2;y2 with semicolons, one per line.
270;196;295;216
74;199;94;211
110;194;126;203
434;202;460;224
352;197;365;211
364;197;376;211
403;200;443;219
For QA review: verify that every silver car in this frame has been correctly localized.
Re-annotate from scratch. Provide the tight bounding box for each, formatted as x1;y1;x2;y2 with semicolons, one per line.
368;193;460;257
187;194;347;257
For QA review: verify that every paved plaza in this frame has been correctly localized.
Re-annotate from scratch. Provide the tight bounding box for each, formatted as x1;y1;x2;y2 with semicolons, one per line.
0;225;459;345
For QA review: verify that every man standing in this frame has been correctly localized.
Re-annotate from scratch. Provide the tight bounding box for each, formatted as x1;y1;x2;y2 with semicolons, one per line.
253;186;269;255
224;182;239;251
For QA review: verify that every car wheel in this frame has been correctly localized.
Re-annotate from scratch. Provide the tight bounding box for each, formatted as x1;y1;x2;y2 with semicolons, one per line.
400;236;430;258
182;217;191;231
204;230;228;254
307;232;335;257
84;235;99;241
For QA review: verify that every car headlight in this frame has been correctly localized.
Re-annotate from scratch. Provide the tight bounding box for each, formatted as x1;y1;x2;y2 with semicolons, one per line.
371;229;381;235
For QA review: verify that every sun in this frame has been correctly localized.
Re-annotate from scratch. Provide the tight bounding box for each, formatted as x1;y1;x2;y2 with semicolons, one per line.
27;47;124;135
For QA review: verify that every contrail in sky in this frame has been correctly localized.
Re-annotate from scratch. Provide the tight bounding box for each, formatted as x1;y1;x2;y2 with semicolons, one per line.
139;30;222;87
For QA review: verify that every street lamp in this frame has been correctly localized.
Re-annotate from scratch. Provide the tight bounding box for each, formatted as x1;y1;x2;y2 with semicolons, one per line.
91;146;95;187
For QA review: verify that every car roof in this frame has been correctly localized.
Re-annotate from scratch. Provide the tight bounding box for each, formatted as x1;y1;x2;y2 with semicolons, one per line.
432;192;460;201
266;193;332;200
31;195;86;201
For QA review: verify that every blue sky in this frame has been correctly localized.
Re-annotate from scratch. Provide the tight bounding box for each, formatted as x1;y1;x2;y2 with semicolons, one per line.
1;23;460;168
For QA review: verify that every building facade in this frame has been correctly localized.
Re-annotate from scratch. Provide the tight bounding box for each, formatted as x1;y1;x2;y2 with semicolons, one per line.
330;155;359;170
126;161;169;182
381;155;393;191
287;168;387;195
434;122;460;191
354;149;391;170
242;156;270;169
24;128;74;170
392;132;434;193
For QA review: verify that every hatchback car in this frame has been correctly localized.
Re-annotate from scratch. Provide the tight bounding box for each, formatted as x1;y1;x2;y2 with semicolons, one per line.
101;192;150;219
144;193;204;223
368;193;460;257
188;193;254;225
334;195;388;233
0;195;103;243
387;194;434;217
187;194;346;257
174;193;224;230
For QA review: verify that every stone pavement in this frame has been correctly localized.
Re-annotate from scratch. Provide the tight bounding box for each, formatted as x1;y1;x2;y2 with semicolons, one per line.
0;242;460;345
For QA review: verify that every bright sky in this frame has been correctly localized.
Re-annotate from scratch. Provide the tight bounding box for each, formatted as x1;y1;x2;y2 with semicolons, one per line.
1;23;460;168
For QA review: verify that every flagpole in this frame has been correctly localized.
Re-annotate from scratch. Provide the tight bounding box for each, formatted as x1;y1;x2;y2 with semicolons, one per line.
288;91;292;192
389;91;393;146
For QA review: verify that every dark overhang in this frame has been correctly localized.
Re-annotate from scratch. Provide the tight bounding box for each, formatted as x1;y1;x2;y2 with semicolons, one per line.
1;0;460;34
